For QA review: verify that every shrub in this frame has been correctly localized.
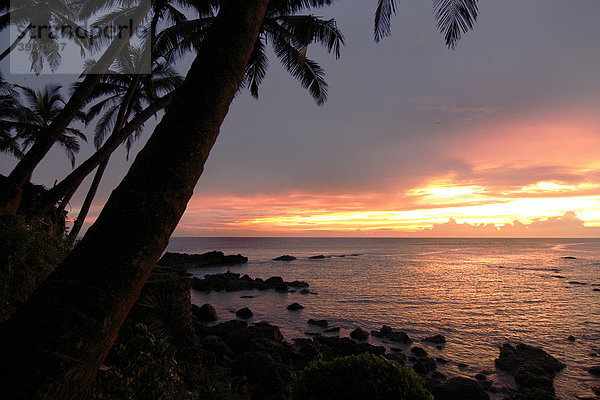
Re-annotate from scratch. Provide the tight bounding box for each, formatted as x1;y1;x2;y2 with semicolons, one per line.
88;322;199;400
292;353;432;400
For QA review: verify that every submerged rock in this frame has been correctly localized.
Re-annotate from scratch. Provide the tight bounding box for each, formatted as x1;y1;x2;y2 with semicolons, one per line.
324;327;340;333
308;255;327;259
157;251;248;268
308;319;328;328
287;302;304;311
273;255;296;261
562;256;577;259
235;307;253;319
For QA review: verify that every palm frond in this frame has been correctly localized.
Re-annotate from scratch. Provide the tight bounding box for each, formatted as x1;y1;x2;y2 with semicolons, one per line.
272;36;328;105
374;0;397;42
243;35;269;99
433;0;478;49
273;15;345;58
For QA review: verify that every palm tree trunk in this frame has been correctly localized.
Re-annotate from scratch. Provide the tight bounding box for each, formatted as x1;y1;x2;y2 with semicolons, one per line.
0;1;269;399
0;24;31;62
66;158;108;246
42;92;174;211
0;2;154;215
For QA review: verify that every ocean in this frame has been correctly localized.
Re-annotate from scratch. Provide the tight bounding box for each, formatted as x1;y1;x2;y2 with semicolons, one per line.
165;237;600;399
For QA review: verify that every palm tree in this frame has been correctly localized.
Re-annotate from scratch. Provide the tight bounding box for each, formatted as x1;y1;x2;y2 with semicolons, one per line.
12;85;87;170
0;0;91;70
0;1;479;398
64;46;183;244
0;0;154;214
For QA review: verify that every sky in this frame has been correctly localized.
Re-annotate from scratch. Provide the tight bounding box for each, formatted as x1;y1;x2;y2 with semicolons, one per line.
2;0;600;237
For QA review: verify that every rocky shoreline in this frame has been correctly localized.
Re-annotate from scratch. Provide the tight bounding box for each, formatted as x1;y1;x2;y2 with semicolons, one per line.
145;252;599;399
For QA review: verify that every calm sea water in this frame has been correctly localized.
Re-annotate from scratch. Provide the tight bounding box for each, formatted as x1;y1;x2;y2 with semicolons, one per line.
165;237;600;399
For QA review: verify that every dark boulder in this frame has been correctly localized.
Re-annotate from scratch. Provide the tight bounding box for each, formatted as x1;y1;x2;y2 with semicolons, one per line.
273;255;296;261
287;302;304;311
385;352;407;365
432;377;490;400
299;288;311;294
350;327;369;341
249;322;283;342
235;307;254;319
308;319;328;328
288;280;310;288
495;343;565;396
411;346;428;358
424;334;446;344
192;303;218;322
324;327;340;333
380;325;393;337
309;255;326;259
412;357;436;374
390;331;412;343
562;256;576;259
495;343;565;375
200;335;232;356
208;320;251;349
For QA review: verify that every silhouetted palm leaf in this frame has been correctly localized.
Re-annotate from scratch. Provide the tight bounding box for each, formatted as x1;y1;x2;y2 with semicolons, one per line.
433;0;478;49
374;0;397;43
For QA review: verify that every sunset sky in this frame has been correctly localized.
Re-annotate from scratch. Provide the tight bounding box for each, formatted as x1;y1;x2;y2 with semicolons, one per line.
1;0;600;237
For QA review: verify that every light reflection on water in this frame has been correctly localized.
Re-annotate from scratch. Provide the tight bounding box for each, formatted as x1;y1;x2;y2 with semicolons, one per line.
166;238;600;400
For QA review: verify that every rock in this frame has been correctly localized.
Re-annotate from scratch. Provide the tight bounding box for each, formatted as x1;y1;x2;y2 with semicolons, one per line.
432;371;447;382
562;256;577;259
208;320;250;349
299;288;311;294
240;295;255;298
410;346;428;358
495;343;565;395
514;368;554;391
474;374;487;381
588;366;600;376
568;335;576;341
324;327;340;333
157;251;248;268
273;255;296;261
371;330;385;338
350;327;370;341
235;307;253;319
390;331;412;343
288;280;309;288
192;272;309;293
380;325;393;337
192;303;218;322
436;357;448;364
412;357;436;374
592;386;600;396
569;281;587;285
287;302;304;311
593;289;600;292
305;331;322;336
495;343;566;374
423;334;446;344
309;255;326;259
432;377;490;400
249;322;283;342
308;319;328;328
458;363;469;369
265;276;285;286
200;335;232;356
